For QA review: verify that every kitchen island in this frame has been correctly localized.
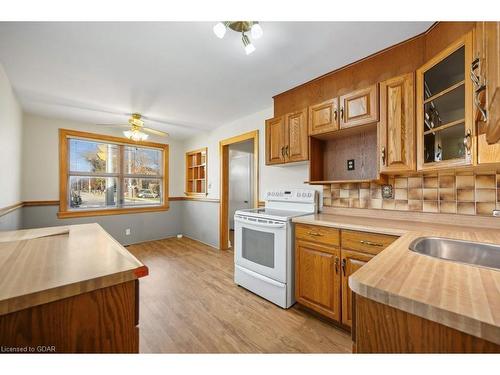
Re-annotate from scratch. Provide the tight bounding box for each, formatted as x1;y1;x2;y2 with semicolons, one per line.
0;223;148;353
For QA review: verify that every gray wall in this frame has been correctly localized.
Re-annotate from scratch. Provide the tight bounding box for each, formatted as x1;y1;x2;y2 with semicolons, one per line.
22;201;183;245
0;208;22;231
1;200;220;247
181;200;219;248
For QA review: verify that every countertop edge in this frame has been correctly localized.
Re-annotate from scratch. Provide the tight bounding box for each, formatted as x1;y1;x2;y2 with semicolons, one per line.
0;267;146;316
349;276;500;345
292;216;408;236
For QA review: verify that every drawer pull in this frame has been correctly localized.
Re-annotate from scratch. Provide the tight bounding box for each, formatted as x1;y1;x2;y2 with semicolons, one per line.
308;231;323;237
360;240;384;247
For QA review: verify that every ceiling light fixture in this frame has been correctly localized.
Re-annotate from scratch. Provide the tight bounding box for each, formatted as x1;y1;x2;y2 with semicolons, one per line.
123;129;149;142
213;21;262;54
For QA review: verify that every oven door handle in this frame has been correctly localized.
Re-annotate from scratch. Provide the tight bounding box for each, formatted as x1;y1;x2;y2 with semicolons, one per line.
234;217;286;229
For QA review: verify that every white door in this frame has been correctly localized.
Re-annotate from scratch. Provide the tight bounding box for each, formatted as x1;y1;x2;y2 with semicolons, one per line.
229;149;253;230
234;215;287;283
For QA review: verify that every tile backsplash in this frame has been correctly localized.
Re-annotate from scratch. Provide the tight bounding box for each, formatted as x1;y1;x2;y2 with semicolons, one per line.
322;172;500;216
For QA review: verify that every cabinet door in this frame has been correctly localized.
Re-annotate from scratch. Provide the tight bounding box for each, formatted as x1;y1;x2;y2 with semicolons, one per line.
295;240;341;322
309;98;339;135
339;85;379;129
416;32;474;170
285;109;309;162
379;73;416;173
341;250;374;328
484;22;500;144
265;116;285;165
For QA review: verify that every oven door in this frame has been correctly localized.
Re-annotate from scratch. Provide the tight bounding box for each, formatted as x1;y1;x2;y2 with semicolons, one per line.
234;214;287;283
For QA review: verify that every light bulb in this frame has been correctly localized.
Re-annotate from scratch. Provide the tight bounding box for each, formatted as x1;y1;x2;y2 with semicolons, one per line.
213;22;227;39
244;43;256;55
251;23;263;39
124;130;148;141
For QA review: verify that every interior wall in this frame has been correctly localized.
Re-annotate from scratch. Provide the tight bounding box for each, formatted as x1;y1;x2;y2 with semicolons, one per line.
22;113;185;200
182;107;322;201
0;64;23;230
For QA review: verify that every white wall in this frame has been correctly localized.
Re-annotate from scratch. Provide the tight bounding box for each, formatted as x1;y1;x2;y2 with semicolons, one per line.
0;64;23;208
182;107;322;202
21;113;185;201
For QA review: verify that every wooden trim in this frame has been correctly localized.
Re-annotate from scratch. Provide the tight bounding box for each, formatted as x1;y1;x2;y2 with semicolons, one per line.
0;201;24;218
273;23;438;100
219;130;259;250
23;200;59;207
170;196;220;203
57;205;169;219
58;129;169;219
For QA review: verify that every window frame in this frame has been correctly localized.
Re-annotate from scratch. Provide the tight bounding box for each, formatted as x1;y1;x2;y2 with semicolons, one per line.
58;128;169;218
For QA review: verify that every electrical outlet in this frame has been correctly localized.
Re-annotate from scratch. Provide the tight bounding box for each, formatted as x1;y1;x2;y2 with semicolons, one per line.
347;159;355;171
125;228;131;236
382;185;393;199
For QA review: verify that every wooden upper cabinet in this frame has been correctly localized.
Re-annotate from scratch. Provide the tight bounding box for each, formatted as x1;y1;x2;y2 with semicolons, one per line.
265;116;285;165
475;22;500;146
295;239;341;322
379;73;416;173
341;249;374;328
309;98;339;135
416;32;474;171
339;85;379;129
285;108;309;162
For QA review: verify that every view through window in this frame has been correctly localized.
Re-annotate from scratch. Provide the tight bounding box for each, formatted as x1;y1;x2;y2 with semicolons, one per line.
66;136;165;211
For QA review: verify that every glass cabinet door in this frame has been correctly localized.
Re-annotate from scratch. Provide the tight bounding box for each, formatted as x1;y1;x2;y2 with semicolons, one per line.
417;32;473;170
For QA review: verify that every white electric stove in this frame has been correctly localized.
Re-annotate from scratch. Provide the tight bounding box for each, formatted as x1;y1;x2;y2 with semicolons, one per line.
234;188;318;308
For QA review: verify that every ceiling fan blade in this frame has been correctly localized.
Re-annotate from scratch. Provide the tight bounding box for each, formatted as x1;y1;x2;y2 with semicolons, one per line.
96;124;130;128
143;127;169;137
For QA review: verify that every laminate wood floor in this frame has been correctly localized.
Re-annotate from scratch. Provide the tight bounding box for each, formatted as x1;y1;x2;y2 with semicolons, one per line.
127;236;352;353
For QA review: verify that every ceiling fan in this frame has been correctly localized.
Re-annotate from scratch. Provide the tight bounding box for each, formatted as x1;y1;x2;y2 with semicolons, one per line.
100;113;169;141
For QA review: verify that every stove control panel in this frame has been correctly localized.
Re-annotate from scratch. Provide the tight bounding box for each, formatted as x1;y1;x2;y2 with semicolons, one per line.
265;189;317;203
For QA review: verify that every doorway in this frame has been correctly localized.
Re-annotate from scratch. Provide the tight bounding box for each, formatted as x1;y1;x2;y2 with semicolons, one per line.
219;130;259;250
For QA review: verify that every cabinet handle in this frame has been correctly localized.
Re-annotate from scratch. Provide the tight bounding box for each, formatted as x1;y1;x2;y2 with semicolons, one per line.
281;146;285;158
381;146;386;165
285;145;289;157
333;109;338;121
360;240;384;247
335;256;339;274
341;258;346;276
470;56;488;122
463;129;472;155
307;231;323;237
340;107;344;121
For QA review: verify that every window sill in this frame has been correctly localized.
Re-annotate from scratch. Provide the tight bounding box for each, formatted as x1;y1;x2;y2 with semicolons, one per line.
57;204;169;219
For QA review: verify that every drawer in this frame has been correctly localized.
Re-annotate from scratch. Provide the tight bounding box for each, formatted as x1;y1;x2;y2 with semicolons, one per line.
341;230;398;255
295;224;340;247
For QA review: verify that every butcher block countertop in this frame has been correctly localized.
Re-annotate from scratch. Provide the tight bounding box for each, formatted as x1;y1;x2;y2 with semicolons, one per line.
292;213;500;345
0;223;148;316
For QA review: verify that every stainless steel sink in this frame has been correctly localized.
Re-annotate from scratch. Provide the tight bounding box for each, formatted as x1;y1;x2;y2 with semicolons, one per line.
409;237;500;271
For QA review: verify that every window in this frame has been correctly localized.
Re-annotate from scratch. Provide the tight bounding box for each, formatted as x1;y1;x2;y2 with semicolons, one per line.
58;129;168;218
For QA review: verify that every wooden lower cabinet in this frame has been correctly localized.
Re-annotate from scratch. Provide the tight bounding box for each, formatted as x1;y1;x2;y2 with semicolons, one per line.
0;280;139;353
354;295;500;353
341;250;374;328
295;240;341;321
294;224;397;328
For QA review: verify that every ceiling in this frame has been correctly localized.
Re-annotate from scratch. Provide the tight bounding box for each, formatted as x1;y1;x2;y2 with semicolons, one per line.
0;22;433;139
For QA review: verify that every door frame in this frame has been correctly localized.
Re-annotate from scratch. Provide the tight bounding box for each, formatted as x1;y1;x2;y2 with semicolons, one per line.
219;130;259;250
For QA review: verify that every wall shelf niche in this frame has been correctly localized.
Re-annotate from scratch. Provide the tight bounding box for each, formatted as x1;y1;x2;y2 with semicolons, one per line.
308;123;383;184
185;147;207;196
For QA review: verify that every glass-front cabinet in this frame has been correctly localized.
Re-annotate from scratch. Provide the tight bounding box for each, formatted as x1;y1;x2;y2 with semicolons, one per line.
416;32;474;170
